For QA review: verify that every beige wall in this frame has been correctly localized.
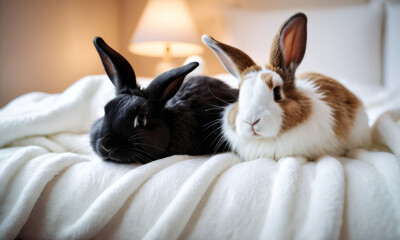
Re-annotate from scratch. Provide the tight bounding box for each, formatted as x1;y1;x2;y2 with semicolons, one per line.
0;0;367;107
0;0;121;107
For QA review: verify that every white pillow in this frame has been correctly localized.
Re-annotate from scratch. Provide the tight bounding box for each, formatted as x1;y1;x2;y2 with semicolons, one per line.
384;2;400;89
221;3;384;86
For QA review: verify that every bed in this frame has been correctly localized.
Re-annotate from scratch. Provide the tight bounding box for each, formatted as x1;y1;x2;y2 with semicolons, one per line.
1;1;400;239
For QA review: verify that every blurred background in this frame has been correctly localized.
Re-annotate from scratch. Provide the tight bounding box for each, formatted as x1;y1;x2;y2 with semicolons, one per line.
0;0;396;107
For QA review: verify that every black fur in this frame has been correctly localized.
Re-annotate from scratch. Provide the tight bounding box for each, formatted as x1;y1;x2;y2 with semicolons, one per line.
90;37;238;164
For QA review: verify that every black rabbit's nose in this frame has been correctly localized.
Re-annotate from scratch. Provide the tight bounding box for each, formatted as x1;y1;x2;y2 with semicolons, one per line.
108;149;125;162
96;138;113;158
97;143;110;159
101;144;111;152
100;137;113;151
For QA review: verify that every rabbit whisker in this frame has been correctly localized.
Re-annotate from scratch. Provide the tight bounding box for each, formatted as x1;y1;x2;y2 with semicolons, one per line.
214;132;230;152
226;90;239;99
202;119;221;130
207;86;231;105
204;102;225;109
127;148;149;164
134;150;153;163
122;152;134;164
210;132;223;149
128;132;146;141
135;147;158;159
134;142;170;155
128;137;148;143
206;125;223;143
205;106;224;112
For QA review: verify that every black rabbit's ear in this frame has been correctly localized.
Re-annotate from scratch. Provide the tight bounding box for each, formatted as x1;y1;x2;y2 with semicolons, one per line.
94;37;137;94
146;62;199;103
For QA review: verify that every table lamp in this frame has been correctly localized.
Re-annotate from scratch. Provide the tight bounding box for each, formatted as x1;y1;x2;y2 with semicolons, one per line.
129;0;203;75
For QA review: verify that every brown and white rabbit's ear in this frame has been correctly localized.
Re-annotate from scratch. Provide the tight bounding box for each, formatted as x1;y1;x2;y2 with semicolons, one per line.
146;62;199;104
202;35;256;80
269;13;307;75
93;37;137;94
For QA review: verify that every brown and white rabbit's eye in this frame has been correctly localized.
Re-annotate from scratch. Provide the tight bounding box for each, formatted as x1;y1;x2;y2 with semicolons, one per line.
134;114;147;128
273;86;281;102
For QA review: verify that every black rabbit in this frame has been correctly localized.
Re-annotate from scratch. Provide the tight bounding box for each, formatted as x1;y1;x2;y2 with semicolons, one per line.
90;37;238;164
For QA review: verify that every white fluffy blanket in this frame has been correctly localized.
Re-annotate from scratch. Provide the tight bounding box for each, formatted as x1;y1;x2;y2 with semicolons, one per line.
0;75;400;240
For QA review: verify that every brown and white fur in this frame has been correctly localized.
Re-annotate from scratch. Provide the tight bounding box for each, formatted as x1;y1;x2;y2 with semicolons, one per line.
202;13;371;161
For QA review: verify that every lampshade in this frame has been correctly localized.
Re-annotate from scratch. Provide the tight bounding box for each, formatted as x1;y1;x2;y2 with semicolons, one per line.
129;0;203;57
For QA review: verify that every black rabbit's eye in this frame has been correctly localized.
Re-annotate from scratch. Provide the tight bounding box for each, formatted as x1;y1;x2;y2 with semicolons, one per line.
134;114;147;128
273;86;281;102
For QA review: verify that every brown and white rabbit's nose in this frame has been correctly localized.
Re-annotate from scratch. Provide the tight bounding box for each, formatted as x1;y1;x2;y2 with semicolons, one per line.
250;119;260;126
245;119;260;127
246;119;260;136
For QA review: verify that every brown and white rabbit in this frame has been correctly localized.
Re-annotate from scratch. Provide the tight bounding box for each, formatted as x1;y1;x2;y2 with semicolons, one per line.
202;13;371;161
